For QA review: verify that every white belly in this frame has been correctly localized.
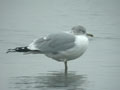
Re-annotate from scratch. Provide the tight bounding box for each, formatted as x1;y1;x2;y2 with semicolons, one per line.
46;35;89;62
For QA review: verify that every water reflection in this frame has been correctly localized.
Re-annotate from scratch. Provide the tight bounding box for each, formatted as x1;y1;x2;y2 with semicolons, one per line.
10;71;88;90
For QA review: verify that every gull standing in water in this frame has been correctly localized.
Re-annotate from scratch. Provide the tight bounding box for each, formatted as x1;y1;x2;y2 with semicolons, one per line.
7;25;93;73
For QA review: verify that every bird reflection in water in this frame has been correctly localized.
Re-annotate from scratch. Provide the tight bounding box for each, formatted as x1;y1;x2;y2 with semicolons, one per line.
10;71;88;90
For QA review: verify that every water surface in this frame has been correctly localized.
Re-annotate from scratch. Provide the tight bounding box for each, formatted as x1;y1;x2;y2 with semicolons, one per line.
0;0;120;90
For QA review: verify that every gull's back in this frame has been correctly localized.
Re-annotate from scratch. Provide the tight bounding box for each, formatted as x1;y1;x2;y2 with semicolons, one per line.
28;32;75;54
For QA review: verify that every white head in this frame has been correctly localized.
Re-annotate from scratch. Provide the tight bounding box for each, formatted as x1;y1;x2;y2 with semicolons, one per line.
71;25;86;35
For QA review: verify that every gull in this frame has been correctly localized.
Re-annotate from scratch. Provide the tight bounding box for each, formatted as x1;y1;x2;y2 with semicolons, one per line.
7;25;93;73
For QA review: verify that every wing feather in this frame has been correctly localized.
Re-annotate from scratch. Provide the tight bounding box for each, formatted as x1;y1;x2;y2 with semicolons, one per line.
29;33;75;53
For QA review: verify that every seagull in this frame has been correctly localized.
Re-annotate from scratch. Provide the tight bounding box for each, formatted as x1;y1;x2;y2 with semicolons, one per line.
7;25;93;73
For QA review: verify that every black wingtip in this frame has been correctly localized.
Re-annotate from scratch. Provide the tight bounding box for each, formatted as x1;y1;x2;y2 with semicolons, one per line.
6;46;31;53
6;49;16;53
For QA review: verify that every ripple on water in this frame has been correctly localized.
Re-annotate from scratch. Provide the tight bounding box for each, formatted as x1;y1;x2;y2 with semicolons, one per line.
9;71;88;90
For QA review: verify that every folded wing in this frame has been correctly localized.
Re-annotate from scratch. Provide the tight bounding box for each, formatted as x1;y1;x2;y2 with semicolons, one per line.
28;33;75;53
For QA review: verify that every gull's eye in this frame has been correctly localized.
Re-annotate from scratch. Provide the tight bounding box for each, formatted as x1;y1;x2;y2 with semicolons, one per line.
77;29;85;34
82;30;86;33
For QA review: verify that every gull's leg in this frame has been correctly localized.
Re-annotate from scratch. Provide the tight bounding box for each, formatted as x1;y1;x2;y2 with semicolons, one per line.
63;61;68;86
64;61;68;75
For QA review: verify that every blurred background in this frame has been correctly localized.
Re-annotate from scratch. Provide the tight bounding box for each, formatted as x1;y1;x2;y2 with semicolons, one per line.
0;0;120;90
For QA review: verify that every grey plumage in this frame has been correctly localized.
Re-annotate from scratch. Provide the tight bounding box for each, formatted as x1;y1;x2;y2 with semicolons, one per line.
6;25;93;72
31;33;75;54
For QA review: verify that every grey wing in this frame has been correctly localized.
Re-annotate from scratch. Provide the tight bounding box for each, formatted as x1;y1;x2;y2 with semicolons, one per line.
32;33;75;53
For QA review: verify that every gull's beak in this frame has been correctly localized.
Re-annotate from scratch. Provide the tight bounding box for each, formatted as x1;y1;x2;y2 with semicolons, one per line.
87;33;94;37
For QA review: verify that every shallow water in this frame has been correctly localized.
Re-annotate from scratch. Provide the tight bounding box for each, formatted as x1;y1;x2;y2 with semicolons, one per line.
0;0;120;90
